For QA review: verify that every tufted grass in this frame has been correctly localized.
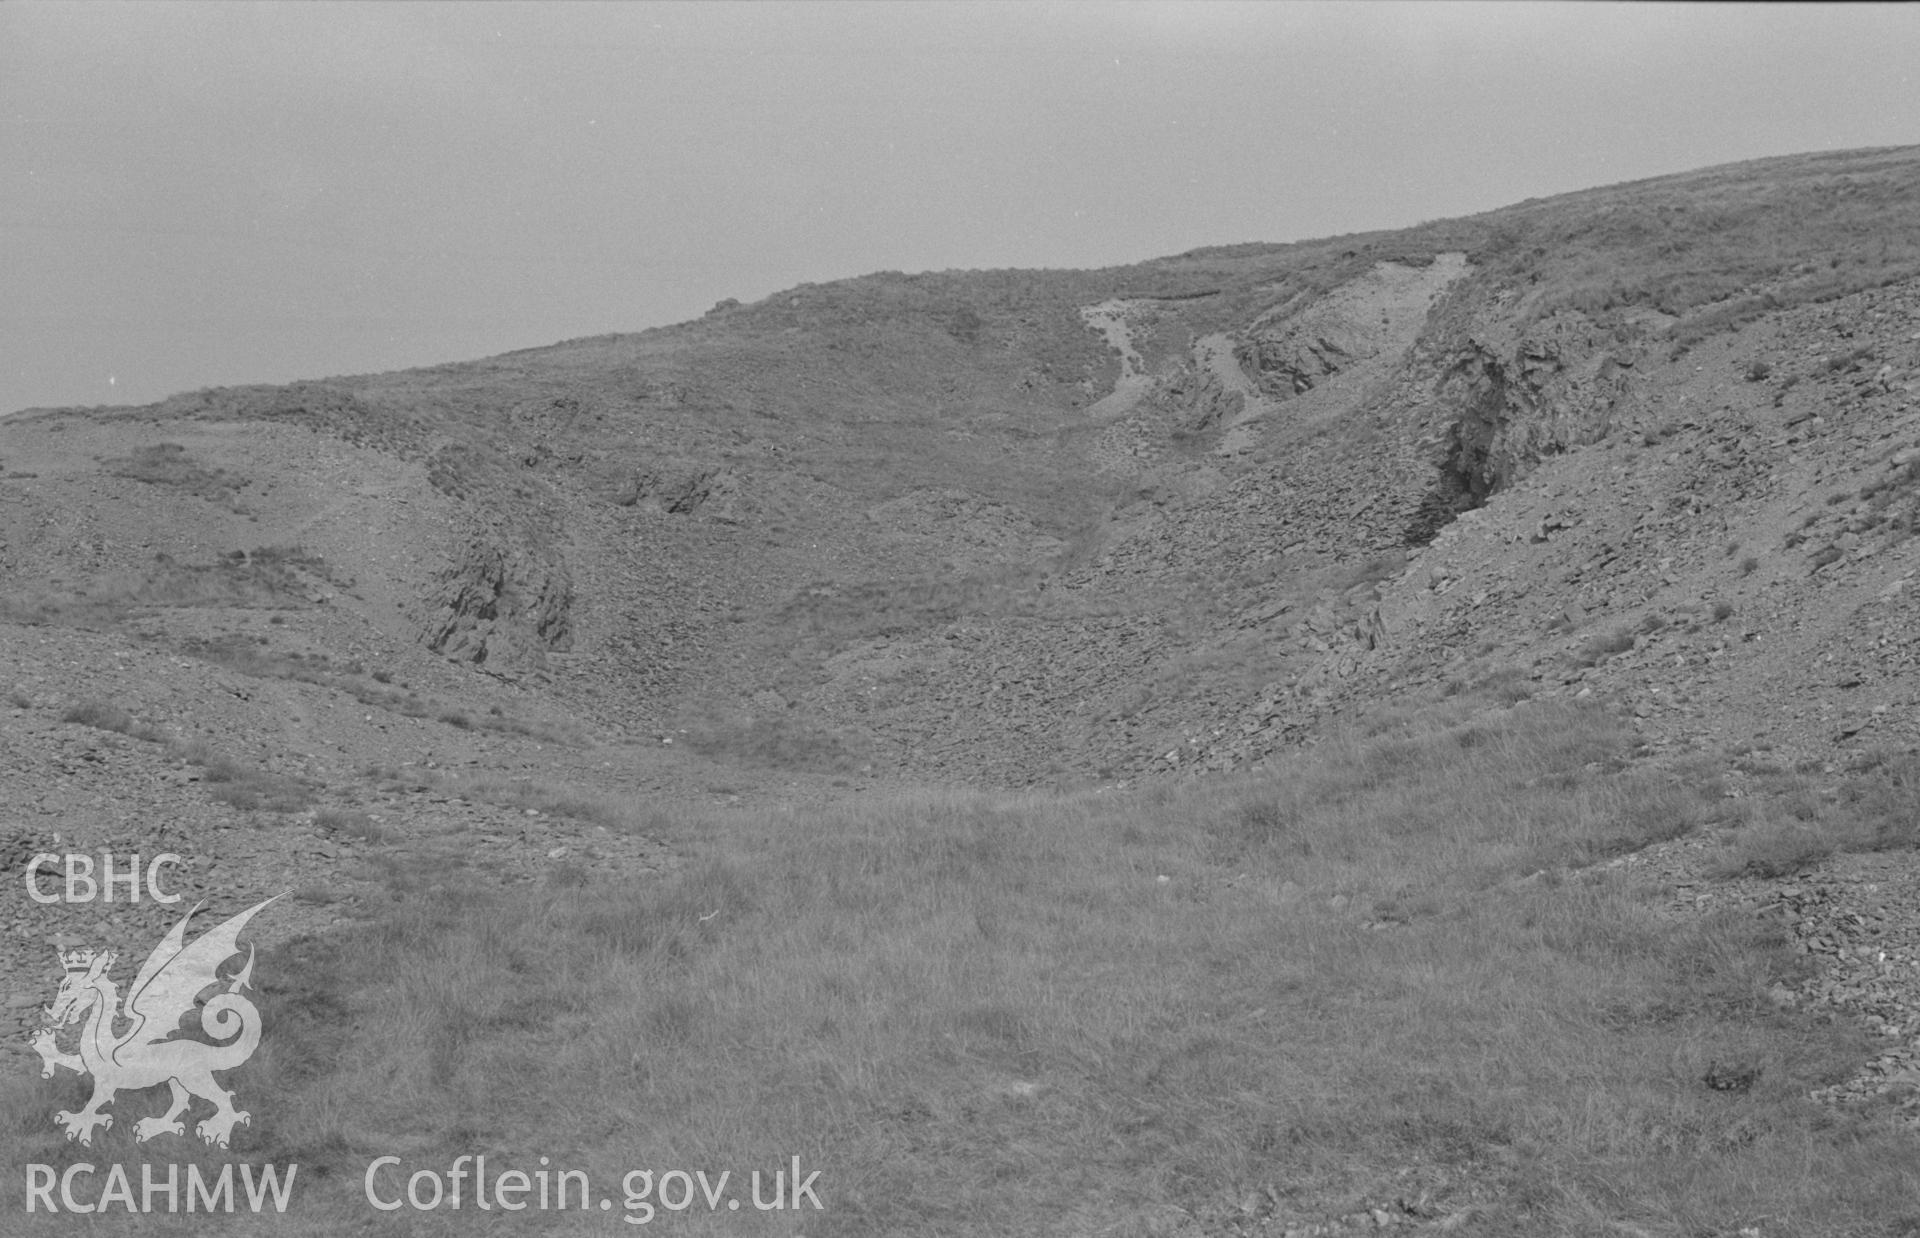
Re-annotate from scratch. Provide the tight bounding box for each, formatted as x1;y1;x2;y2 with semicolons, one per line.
2;698;1910;1235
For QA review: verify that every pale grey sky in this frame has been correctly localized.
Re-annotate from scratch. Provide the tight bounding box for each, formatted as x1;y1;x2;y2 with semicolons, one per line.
4;1;1915;415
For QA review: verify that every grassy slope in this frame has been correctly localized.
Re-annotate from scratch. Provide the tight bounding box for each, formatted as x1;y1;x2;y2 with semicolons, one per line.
9;147;1920;1235
12;148;1914;784
10;691;1920;1235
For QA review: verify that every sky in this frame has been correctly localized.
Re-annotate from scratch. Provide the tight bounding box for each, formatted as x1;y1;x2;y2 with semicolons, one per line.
3;2;1916;416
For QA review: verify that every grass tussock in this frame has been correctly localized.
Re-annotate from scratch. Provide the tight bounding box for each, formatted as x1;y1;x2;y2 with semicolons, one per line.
60;700;169;743
0;547;335;628
383;771;666;835
102;442;248;509
681;711;871;774
6;698;1908;1234
173;739;318;815
180;635;577;744
314;808;387;845
49;706;319;816
461;776;650;831
1709;752;1920;878
1573;626;1638;668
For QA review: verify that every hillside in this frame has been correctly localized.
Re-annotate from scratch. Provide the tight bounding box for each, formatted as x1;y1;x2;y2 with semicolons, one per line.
5;147;1916;786
6;145;1920;1235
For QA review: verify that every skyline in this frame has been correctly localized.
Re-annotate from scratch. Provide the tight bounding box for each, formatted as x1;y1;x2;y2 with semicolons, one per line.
4;1;1917;415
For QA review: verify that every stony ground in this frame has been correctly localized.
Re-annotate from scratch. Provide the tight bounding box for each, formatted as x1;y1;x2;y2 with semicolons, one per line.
5;148;1920;1233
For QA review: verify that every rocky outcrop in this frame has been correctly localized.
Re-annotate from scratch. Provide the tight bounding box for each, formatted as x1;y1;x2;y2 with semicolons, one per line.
612;464;734;516
1443;345;1525;500
1236;332;1357;397
1410;308;1649;541
1237;255;1470;402
422;534;573;673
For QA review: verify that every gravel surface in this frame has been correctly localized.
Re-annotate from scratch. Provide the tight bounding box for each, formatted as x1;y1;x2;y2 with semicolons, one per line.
0;697;675;1064
1615;830;1920;1127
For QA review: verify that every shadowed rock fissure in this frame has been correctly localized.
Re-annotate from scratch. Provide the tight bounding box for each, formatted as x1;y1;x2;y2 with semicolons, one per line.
1405;346;1529;546
425;537;573;670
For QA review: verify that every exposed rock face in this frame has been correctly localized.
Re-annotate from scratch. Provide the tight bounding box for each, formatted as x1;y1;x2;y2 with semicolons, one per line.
422;534;573;673
1084;256;1472;472
613;464;731;515
1238;254;1471;401
1237;331;1357;397
1409;309;1649;540
14;145;1915;791
1429;344;1524;521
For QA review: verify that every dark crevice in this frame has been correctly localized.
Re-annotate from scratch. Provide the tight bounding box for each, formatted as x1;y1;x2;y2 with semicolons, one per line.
1402;346;1523;546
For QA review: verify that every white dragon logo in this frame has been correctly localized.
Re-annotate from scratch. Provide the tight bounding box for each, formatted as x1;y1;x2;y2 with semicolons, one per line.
30;895;281;1149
